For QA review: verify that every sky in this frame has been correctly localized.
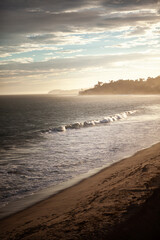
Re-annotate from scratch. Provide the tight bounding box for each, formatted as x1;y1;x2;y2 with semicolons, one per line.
0;0;160;94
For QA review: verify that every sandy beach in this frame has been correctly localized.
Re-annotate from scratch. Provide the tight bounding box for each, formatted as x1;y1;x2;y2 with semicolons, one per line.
0;142;160;240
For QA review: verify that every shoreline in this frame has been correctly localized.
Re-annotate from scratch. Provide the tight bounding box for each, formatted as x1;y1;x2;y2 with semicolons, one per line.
0;162;113;220
0;141;159;220
0;142;160;239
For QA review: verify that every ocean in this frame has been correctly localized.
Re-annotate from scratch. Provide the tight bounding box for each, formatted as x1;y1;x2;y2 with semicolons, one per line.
0;94;160;218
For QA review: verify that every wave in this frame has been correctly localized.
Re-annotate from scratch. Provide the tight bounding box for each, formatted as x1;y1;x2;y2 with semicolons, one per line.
47;110;137;132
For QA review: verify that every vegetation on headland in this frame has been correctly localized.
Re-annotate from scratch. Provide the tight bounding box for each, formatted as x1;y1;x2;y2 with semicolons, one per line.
79;75;160;95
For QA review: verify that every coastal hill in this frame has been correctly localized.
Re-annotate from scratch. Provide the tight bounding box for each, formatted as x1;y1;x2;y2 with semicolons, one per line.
79;75;160;95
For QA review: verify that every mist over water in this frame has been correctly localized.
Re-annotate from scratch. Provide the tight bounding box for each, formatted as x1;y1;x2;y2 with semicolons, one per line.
0;94;160;213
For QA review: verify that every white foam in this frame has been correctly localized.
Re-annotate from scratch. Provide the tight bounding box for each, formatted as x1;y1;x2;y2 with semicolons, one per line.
66;122;84;129
47;110;137;133
121;112;127;118
54;126;66;132
84;121;95;127
94;120;101;124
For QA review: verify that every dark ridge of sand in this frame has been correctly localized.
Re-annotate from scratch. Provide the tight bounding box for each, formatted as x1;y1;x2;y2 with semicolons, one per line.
0;142;160;240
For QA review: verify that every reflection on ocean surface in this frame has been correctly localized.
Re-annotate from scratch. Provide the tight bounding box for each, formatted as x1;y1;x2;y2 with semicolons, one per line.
0;95;160;210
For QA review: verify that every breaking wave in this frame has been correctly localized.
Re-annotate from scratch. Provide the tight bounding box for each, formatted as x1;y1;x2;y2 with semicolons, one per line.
47;110;137;133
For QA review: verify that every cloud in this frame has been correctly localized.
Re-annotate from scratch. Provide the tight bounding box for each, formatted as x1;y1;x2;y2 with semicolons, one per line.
0;0;91;12
0;8;159;61
0;52;12;58
107;37;160;49
0;52;159;78
0;43;62;58
126;26;149;36
0;0;159;51
101;0;159;10
0;0;160;93
1;57;34;64
0;33;105;58
1;0;159;37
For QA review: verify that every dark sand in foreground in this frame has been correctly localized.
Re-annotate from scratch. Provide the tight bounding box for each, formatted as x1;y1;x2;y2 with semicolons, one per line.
0;143;160;240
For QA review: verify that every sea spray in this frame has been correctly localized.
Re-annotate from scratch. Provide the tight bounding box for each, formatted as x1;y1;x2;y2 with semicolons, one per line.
50;110;137;132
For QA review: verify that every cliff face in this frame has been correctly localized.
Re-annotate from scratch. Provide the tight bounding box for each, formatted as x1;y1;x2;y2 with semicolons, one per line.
79;76;160;95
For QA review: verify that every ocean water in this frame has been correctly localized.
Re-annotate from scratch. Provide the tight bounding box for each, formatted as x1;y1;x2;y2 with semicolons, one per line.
0;94;160;217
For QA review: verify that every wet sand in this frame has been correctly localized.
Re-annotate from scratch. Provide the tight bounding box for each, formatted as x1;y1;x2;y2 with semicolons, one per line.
0;142;160;240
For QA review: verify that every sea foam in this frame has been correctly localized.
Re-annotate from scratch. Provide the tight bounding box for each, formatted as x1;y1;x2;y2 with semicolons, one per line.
49;110;137;132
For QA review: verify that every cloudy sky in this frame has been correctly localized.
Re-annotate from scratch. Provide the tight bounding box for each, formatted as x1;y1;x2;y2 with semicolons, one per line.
0;0;160;94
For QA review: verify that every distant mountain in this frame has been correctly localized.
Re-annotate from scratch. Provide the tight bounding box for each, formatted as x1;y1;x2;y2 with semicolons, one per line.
79;76;160;95
48;89;80;95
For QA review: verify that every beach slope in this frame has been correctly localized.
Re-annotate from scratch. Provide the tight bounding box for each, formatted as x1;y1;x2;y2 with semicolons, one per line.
0;143;160;240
